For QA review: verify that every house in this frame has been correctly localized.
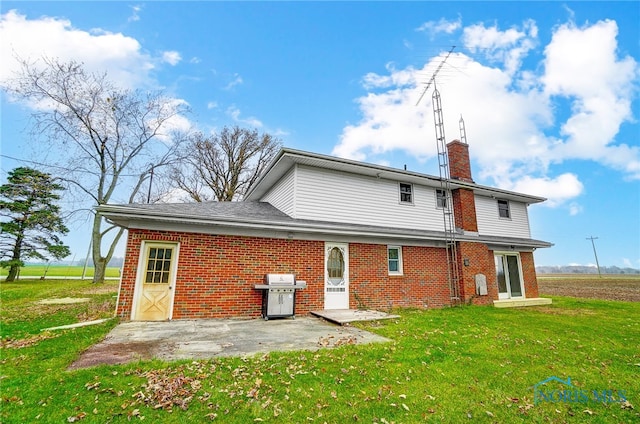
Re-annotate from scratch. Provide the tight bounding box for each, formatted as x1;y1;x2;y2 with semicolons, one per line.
98;140;552;321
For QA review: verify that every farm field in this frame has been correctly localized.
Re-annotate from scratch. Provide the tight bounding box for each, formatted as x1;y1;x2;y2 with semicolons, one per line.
0;276;638;423
0;265;121;279
538;274;640;302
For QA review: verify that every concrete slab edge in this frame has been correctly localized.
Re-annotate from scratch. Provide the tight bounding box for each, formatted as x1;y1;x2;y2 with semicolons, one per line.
42;318;113;332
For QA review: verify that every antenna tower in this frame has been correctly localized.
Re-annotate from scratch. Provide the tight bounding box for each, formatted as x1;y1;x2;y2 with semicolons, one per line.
417;46;461;306
459;115;468;145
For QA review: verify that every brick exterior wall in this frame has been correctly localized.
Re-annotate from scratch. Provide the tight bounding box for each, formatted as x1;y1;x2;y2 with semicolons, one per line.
117;229;325;319
520;251;539;298
116;229;496;320
452;188;478;232
116;229;542;320
447;140;473;182
349;243;451;310
456;242;497;305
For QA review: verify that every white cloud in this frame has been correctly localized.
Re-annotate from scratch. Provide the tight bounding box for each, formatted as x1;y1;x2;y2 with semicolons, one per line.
0;10;157;90
224;73;243;90
0;10;195;144
149;98;193;144
207;101;218;109
416;17;462;35
362;62;416;90
226;106;263;128
542;19;639;178
621;258;640;268
162;50;182;66
508;173;584;206
335;18;639;208
128;5;143;23
568;202;583;216
463;19;538;75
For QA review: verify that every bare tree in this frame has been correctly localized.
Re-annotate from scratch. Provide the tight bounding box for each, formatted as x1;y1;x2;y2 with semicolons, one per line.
2;57;190;283
171;126;281;202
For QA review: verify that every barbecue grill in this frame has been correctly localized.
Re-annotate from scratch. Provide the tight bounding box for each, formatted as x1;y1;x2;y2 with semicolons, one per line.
254;274;307;320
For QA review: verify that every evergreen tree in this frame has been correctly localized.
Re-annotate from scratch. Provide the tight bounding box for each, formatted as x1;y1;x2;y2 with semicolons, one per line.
0;167;70;281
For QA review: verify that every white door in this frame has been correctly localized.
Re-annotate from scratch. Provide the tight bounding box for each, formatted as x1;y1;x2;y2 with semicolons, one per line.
132;242;178;320
324;242;349;309
495;253;525;300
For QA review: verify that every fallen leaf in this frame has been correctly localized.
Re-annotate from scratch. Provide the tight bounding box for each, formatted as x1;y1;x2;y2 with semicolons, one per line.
66;412;87;422
621;400;634;410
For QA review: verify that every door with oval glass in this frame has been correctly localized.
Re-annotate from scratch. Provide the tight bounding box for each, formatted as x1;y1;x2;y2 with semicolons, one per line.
324;242;349;309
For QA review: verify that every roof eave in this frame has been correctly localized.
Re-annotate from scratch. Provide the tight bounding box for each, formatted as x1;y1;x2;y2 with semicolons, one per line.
99;206;551;249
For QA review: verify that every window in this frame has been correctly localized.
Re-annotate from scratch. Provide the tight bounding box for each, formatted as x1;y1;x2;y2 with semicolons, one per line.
399;183;413;203
497;199;511;218
436;189;447;209
388;246;403;275
145;246;173;284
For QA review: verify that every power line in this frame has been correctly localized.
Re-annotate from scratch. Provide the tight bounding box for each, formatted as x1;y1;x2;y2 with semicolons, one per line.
0;154;150;177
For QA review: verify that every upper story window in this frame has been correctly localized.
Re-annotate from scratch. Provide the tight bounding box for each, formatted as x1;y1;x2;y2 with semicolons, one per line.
497;199;511;218
399;183;413;204
388;246;403;275
436;189;447;209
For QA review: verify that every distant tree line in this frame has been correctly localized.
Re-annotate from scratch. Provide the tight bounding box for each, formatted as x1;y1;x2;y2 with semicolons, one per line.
536;265;640;275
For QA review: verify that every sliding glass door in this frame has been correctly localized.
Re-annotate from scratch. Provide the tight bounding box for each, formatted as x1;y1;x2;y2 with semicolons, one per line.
495;253;524;299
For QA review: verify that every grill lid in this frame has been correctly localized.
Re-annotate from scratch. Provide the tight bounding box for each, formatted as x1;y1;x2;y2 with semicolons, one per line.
265;273;295;285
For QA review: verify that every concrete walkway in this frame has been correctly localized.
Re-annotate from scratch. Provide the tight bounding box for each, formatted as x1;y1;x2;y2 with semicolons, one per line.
68;316;391;370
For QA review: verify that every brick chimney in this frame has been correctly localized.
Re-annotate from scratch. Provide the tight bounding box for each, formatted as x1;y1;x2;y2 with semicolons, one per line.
447;140;473;183
446;140;478;233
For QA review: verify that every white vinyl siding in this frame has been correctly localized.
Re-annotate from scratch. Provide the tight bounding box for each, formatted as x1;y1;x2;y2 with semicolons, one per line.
475;195;531;238
262;167;295;216
399;183;413;204
290;165;446;231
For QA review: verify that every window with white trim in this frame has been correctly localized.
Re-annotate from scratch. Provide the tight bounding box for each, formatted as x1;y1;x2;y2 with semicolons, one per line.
399;183;413;204
497;199;511;218
436;189;447;209
388;246;403;275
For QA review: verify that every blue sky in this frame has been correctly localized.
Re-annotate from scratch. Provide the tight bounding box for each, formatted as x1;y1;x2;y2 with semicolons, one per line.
1;1;638;269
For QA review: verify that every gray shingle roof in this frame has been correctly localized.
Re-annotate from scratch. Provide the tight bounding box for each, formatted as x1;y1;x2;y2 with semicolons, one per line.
115;201;293;222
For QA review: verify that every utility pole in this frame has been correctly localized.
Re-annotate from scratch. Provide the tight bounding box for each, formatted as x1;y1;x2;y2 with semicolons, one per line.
586;236;602;277
147;165;155;203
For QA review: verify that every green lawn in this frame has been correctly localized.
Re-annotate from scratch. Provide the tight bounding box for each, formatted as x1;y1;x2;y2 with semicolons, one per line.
0;265;121;278
0;279;638;423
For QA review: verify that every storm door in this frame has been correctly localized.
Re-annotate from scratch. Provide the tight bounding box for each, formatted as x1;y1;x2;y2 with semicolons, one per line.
324;243;349;309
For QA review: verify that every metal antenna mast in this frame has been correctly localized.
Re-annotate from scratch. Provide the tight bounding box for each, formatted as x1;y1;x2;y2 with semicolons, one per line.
459;115;468;145
416;46;455;106
432;82;461;305
416;46;461;306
